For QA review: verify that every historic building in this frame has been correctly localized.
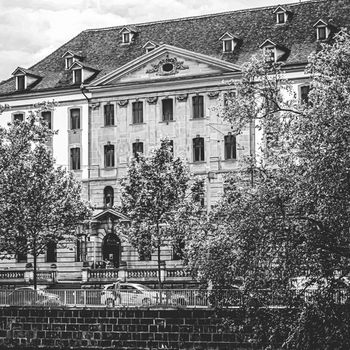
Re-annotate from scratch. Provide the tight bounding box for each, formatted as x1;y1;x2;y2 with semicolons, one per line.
0;0;348;288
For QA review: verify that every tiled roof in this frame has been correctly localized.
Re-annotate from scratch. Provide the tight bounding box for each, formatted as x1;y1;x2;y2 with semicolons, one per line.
0;0;349;96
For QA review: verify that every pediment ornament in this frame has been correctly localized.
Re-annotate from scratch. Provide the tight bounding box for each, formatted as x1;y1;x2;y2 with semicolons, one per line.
146;54;189;75
176;94;188;102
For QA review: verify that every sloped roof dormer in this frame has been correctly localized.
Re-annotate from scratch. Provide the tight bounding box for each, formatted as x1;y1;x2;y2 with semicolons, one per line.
69;61;99;85
313;19;334;41
273;6;290;25
259;39;289;63
219;32;240;53
142;40;159;53
12;67;42;91
62;50;84;69
119;26;138;44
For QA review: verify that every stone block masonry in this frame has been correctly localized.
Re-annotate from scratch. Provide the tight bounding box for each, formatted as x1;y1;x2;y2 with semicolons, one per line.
0;307;260;349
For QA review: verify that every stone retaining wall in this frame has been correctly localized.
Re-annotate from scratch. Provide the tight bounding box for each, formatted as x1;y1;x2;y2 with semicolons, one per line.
0;307;258;349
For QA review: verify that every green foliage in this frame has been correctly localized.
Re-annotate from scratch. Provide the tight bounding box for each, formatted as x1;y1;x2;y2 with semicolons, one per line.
119;139;191;286
186;33;350;348
0;104;90;287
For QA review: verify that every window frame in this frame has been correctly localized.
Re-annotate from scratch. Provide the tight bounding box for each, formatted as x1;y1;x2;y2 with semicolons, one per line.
16;75;26;91
104;186;114;208
224;134;237;160
122;32;130;43
132;101;143;124
223;39;233;53
73;68;82;84
276;12;286;24
13;112;24;122
70;147;81;170
193;137;205;162
70;108;81;130
104;103;115;126
132;142;144;159
317;26;327;41
192;95;204;119
46;241;57;263
104;144;115;168
41;110;52;129
162;98;173;122
300;84;311;105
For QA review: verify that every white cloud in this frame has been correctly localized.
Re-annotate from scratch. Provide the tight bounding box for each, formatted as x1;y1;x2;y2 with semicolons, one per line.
0;0;298;81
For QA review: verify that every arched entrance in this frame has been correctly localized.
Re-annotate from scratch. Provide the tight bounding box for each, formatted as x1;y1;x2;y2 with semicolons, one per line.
102;233;121;268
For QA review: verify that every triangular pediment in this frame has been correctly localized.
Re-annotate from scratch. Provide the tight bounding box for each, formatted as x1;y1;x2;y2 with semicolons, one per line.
92;208;130;223
90;44;241;86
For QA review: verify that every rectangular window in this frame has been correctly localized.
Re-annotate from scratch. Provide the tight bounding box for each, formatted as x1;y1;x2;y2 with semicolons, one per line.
277;12;285;24
47;241;57;263
300;85;310;104
224;134;237;160
17;76;25;90
223;40;233;52
193;96;204;119
104;144;115;168
70;108;80;130
104;104;115;126
162;99;173;121
123;32;130;43
42;111;52;129
66;57;73;69
193;137;205;162
16;238;27;263
74;69;82;84
70;147;80;170
132;101;143;124
132;142;143;159
13;113;24;122
264;47;275;63
318;27;327;40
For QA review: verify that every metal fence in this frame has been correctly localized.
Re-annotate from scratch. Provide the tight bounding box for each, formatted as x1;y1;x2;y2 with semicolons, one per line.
0;288;348;308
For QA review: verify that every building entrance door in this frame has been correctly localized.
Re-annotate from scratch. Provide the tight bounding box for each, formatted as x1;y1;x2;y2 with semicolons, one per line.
102;233;120;268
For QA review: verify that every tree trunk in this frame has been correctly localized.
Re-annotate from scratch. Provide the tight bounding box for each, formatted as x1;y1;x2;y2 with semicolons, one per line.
33;239;37;290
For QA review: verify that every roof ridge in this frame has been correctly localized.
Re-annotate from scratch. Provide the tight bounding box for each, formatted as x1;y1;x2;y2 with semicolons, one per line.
82;0;325;33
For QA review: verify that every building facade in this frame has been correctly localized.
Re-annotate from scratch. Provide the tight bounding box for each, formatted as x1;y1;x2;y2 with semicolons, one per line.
0;0;348;288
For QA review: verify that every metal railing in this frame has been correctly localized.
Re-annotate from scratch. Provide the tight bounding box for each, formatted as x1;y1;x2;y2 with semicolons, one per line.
0;288;347;308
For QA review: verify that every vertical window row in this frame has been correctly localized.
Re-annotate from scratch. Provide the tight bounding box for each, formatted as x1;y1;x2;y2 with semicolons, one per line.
132;101;143;124
104;104;115;126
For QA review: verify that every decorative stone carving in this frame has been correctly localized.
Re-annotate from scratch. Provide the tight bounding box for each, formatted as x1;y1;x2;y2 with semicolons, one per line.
146;96;158;104
90;102;100;110
176;94;188;102
146;54;189;76
117;99;129;107
207;91;220;99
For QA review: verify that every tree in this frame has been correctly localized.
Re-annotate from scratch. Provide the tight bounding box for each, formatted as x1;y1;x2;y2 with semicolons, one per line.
119;139;190;288
186;33;350;348
0;103;90;289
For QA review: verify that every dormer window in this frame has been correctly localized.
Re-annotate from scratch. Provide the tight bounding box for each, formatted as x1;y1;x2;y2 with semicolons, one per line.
273;6;289;25
62;51;82;70
123;32;130;43
12;67;41;91
259;39;288;63
142;41;158;53
73;69;82;84
219;32;239;53
17;75;25;91
69;61;98;85
313;20;331;41
120;26;137;45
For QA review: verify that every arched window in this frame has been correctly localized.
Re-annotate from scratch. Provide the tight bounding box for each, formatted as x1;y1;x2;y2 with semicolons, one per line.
104;186;114;208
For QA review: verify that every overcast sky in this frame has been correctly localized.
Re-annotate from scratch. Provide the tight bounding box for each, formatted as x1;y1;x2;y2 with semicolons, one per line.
0;0;300;81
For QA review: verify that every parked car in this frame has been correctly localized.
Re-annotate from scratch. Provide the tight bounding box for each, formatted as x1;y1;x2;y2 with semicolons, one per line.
101;283;188;306
7;287;61;306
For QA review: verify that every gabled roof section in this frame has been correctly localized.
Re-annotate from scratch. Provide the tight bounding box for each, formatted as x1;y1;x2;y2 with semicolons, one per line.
89;44;241;87
69;60;99;72
259;39;277;48
12;67;41;78
142;40;159;49
61;50;84;59
313;19;328;27
273;6;288;13
92;208;130;222
219;32;240;41
119;25;138;33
